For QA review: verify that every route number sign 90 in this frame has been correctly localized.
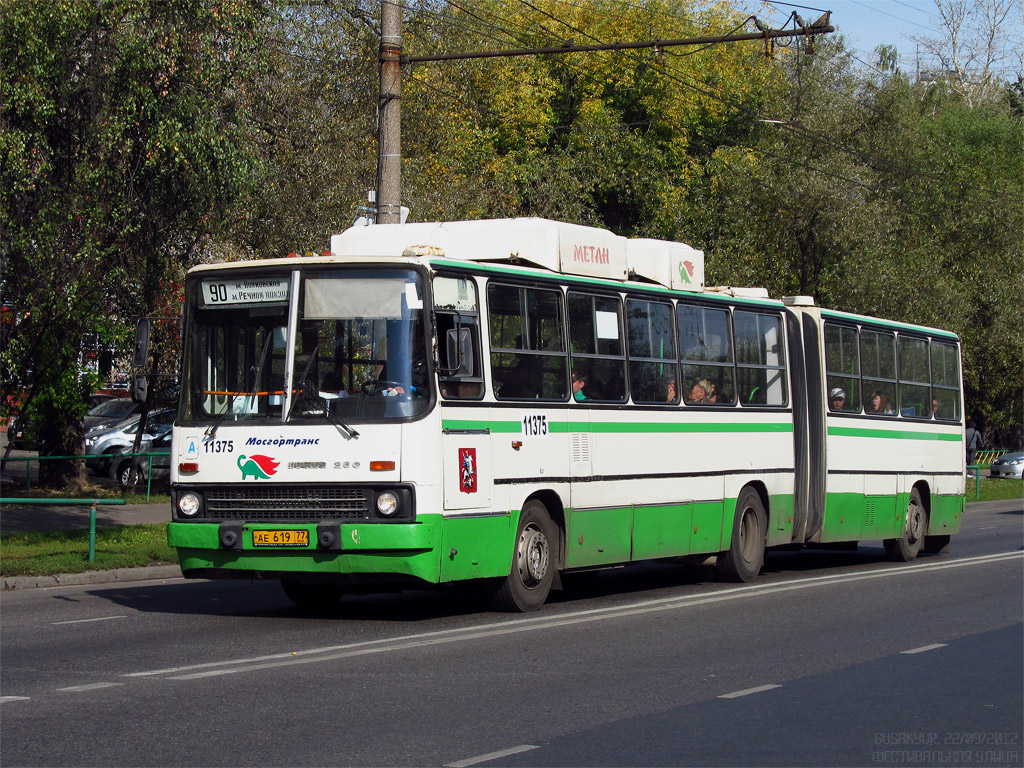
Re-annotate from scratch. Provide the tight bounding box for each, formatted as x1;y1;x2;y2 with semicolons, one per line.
200;278;290;307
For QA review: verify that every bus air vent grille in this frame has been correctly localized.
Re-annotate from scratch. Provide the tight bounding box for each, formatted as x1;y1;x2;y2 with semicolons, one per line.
205;487;372;521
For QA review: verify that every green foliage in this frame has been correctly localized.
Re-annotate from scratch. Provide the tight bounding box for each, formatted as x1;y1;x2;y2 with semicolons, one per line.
399;0;781;233
697;39;1023;447
1;0;273;482
2;0;1020;456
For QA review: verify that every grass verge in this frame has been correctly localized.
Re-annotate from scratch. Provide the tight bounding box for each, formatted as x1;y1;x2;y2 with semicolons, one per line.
965;475;1024;503
1;523;177;577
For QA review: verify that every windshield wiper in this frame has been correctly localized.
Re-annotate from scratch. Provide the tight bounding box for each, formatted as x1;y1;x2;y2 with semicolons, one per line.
323;404;360;439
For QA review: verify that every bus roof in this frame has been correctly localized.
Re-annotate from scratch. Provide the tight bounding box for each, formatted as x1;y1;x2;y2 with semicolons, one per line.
330;217;706;292
819;307;960;341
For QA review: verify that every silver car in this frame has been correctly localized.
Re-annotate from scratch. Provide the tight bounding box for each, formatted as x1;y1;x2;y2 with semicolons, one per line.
82;397;140;432
84;409;175;476
988;451;1024;479
109;430;172;490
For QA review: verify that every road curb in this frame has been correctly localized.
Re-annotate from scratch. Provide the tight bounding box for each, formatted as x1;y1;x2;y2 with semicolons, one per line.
3;564;182;591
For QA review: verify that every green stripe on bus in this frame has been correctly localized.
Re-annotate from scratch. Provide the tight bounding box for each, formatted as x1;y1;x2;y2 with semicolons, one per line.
828;426;962;441
444;419;792;434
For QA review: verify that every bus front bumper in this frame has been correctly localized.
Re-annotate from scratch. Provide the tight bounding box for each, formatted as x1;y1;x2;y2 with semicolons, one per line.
168;519;442;584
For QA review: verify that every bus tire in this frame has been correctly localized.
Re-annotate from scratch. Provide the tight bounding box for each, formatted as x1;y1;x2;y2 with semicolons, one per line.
280;579;344;609
488;500;556;612
884;488;926;562
716;488;766;583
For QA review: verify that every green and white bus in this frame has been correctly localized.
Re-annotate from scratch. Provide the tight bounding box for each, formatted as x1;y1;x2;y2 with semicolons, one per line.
167;218;965;611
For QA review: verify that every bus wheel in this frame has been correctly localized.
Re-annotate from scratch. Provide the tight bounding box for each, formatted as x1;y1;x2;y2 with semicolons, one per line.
884;488;926;562
280;580;343;609
716;488;766;583
488;500;555;612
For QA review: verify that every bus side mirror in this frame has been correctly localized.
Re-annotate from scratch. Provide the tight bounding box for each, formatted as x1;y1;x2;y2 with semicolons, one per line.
445;327;474;377
131;374;148;404
133;318;151;368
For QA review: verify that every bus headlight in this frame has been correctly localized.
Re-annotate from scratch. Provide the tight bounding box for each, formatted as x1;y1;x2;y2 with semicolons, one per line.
376;491;399;517
178;492;202;517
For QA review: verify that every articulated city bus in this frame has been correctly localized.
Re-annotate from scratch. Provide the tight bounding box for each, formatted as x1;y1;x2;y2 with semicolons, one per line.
166;218;965;611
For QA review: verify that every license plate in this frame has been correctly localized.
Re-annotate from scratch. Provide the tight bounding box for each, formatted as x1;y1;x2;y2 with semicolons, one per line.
252;529;309;547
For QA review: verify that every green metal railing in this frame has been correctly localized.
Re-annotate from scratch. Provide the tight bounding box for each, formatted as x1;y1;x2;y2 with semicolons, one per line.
0;451;170;500
975;449;1008;466
0;497;127;562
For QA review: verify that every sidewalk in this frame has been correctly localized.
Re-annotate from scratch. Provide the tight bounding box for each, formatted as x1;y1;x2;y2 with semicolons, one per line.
1;501;170;533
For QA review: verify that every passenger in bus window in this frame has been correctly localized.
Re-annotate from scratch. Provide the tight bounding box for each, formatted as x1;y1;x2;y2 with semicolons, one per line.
657;377;677;403
687;380;709;403
868;389;893;414
830;387;846;411
699;378;720;403
571;371;588;402
931;398;941;418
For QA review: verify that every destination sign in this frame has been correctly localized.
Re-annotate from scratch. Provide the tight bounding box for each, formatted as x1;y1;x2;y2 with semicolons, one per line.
200;277;290;307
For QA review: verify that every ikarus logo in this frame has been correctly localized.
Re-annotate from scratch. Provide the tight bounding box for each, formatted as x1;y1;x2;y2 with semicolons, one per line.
237;454;280;480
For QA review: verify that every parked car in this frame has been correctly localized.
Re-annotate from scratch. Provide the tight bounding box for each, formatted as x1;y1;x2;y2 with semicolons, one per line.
8;415;35;450
110;430;172;490
988;451;1024;479
8;395;134;450
83;397;141;432
85;408;175;476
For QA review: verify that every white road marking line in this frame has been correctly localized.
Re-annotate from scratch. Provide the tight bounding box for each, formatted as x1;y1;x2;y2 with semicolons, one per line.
445;745;540;767
1;696;31;704
56;682;124;692
901;643;948;655
52;615;128;626
719;684;782;699
124;550;1021;681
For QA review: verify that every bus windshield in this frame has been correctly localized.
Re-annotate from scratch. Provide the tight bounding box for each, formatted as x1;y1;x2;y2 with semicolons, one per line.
182;266;430;423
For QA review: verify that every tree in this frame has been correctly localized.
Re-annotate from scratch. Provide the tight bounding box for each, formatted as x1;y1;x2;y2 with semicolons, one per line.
698;35;1023;447
1;0;272;487
913;0;1024;106
396;0;780;234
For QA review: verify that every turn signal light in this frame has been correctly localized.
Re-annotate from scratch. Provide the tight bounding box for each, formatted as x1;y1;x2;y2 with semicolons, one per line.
370;461;395;471
179;462;199;473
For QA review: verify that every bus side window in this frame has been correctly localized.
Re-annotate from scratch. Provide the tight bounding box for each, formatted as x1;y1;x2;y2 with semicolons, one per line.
898;336;929;417
434;276;484;399
567;291;626;402
824;323;861;412
678;303;735;405
626;297;676;404
488;282;567;401
735;310;788;406
861;329;897;415
930;340;961;420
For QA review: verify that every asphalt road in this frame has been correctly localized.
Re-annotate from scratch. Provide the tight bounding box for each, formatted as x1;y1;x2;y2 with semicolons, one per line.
1;500;1021;768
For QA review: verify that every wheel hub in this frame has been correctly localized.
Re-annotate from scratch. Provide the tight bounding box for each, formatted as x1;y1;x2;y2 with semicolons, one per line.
906;504;924;542
517;524;549;588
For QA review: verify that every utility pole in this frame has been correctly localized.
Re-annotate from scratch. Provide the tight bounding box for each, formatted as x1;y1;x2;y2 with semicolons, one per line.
376;0;402;224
